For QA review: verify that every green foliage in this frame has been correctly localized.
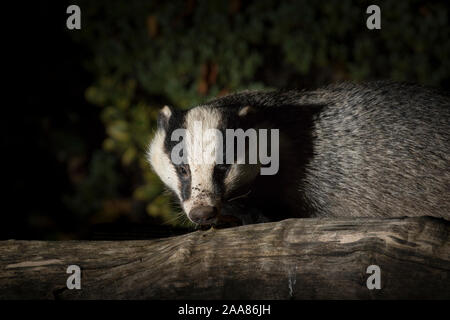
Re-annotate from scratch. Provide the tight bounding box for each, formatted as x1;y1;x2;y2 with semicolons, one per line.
70;0;449;225
63;151;120;218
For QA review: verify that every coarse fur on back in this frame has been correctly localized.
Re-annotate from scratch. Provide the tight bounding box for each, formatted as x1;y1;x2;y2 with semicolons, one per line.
148;81;450;226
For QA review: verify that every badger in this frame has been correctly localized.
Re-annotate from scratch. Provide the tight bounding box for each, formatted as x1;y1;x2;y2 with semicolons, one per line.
148;81;450;226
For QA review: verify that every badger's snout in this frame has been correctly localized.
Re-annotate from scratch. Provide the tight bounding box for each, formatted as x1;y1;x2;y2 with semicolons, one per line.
188;206;219;225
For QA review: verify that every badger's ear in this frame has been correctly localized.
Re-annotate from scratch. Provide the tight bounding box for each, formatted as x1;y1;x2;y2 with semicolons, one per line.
157;105;173;130
238;105;254;117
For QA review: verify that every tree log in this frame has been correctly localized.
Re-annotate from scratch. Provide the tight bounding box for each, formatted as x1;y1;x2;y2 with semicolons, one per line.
1;217;449;299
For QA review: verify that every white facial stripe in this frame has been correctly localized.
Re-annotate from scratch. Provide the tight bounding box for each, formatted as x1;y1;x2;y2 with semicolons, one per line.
185;106;222;132
185;107;222;164
182;163;218;214
181;107;223;213
147;129;181;200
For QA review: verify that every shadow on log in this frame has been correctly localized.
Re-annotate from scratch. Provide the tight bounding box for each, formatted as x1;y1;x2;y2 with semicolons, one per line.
1;216;449;299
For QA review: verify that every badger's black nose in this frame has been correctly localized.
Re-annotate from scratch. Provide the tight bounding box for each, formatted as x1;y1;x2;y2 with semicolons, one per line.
189;206;218;225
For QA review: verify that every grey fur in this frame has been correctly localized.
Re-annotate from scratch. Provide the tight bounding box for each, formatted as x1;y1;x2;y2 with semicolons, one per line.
296;82;449;218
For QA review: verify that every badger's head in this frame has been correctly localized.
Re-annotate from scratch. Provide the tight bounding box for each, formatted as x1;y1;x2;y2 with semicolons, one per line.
147;104;262;225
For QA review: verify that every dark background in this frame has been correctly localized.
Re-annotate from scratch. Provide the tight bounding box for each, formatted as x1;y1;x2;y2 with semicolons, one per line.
4;0;449;240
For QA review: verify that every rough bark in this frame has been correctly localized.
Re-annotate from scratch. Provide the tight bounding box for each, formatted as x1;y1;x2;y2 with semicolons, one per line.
0;217;449;300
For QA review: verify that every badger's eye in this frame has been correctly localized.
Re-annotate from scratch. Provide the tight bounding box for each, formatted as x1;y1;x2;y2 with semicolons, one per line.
176;164;190;178
215;164;230;172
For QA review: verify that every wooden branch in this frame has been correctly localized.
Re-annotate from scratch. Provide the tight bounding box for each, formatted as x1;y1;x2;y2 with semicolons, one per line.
1;217;449;299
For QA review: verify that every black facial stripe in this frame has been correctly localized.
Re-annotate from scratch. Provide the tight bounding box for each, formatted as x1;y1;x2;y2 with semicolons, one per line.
161;109;192;201
212;165;229;199
215;107;240;164
163;109;186;154
176;168;191;201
